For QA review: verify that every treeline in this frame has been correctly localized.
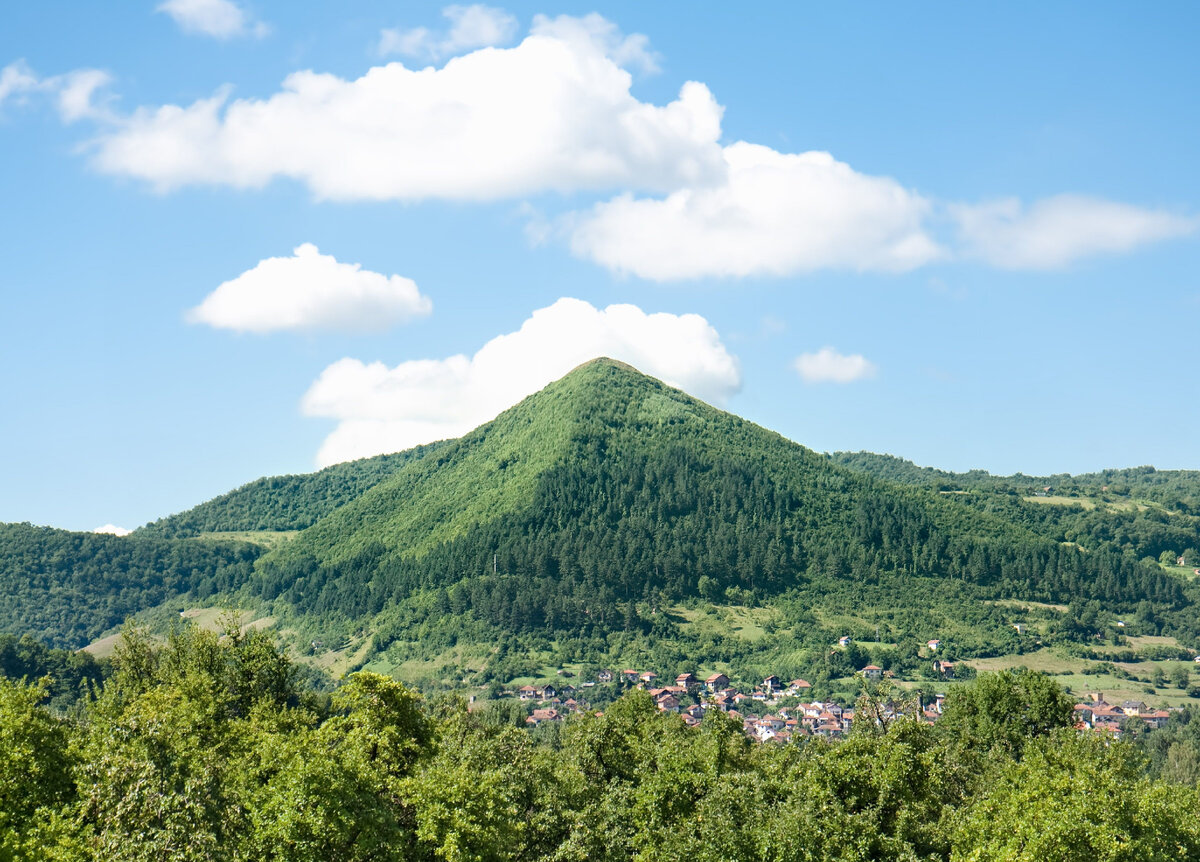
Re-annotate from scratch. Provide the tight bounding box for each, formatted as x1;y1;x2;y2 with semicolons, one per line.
3;626;1199;861
0;523;263;648
138;445;444;538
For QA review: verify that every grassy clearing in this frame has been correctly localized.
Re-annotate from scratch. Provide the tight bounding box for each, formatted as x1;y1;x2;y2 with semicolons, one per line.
197;530;299;549
82;633;123;659
961;646;1200;707
810;607;875;636
83;606;276;659
1163;564;1200;580
1023;495;1095;509
1054;673;1198;708
669;603;782;642
366;643;499;686
965;648;1086;675
179;607;275;633
984;598;1068;613
1126;635;1182;648
309;638;374;678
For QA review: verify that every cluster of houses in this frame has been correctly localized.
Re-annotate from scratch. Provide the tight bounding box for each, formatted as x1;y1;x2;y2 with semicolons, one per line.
512;666;1184;741
513;664;940;739
516;681;591;726
742;694;953;743
1072;695;1172;739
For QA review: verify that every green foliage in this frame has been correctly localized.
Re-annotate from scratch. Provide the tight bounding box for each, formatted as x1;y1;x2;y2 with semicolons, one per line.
5;631;1200;861
0;677;74;860
832;452;1200;570
953;733;1200;861
937;668;1075;758
0;634;104;710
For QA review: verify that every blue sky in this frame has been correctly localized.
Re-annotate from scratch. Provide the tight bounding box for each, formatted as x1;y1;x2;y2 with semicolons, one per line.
2;1;1197;532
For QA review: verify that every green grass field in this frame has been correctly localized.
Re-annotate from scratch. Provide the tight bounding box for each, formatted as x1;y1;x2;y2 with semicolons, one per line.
961;646;1200;708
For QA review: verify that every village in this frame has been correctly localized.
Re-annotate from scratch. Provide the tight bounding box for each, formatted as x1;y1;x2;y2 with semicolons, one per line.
505;651;1179;744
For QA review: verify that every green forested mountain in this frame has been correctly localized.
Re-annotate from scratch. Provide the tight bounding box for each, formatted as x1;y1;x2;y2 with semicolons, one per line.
245;359;1190;651
138;444;447;538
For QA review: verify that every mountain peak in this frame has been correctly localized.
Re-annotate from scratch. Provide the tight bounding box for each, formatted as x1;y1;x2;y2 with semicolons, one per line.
569;356;643;374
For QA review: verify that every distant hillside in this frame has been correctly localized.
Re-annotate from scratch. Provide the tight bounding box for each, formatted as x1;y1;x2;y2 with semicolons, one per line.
831;452;1200;565
138;444;448;538
830;452;1200;514
0;523;262;648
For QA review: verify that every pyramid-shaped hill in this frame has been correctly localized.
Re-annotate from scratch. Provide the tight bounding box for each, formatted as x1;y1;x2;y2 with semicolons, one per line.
251;358;1180;632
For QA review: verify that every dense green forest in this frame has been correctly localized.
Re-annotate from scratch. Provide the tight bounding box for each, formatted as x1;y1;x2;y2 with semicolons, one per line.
3;624;1200;862
0;524;262;648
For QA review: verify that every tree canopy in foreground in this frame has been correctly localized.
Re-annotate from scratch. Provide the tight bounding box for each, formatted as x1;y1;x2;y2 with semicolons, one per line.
2;625;1200;862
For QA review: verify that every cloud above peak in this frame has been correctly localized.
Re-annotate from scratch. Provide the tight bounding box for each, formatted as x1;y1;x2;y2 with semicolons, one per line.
188;244;432;334
302;297;741;465
92;524;132;536
87;16;722;201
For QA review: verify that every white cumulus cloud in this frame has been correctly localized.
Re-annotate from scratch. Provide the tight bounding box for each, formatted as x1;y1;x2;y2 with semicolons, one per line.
92;524;132;536
566;142;942;280
794;348;877;384
87;18;723;200
951;194;1198;269
379;5;518;60
187;243;432;334
301;297;741;465
157;0;268;40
